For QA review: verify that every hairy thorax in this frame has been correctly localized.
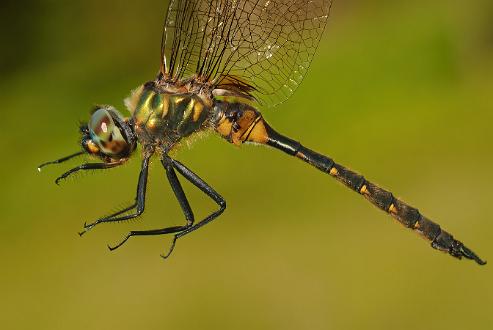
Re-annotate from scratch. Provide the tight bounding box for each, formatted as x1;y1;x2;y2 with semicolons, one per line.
126;81;214;153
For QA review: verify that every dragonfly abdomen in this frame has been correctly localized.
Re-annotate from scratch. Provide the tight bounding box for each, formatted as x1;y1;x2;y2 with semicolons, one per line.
283;133;486;264
215;106;485;265
213;100;268;146
312;154;485;264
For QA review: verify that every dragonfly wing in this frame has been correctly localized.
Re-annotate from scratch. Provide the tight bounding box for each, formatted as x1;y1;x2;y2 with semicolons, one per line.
161;0;333;108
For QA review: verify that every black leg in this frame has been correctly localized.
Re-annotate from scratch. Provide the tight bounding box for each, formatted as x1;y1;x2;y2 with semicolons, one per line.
170;158;226;239
163;157;195;228
108;157;226;258
38;151;85;171
78;204;135;236
54;161;124;185
107;156;195;251
162;158;227;258
80;157;150;235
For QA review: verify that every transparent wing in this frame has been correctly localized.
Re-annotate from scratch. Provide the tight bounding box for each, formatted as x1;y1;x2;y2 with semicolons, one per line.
161;0;333;108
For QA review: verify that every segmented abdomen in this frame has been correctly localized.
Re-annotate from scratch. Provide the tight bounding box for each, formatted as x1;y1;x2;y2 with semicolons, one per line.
295;146;485;265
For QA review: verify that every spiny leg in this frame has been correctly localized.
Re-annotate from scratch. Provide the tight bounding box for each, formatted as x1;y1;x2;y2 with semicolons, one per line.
107;156;195;251
80;157;150;235
38;151;85;171
170;159;226;239
108;157;226;259
164;157;195;228
78;204;135;237
54;161;124;185
163;158;227;258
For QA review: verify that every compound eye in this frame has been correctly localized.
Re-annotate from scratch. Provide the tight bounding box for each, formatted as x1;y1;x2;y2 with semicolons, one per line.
89;109;115;142
88;108;127;155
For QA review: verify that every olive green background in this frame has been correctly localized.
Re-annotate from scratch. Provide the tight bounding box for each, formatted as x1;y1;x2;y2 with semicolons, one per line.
1;0;492;329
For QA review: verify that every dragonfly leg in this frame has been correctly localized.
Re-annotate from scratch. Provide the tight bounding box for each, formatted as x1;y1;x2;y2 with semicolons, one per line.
107;156;195;252
80;158;150;235
163;157;195;228
166;158;226;257
38;151;85;171
108;157;226;259
54;161;124;185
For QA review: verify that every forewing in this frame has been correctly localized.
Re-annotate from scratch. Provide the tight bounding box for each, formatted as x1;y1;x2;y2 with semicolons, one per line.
161;0;333;107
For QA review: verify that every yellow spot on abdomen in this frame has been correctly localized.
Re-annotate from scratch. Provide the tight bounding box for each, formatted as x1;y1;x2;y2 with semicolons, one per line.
360;185;368;195
388;204;397;214
296;152;308;161
330;167;338;176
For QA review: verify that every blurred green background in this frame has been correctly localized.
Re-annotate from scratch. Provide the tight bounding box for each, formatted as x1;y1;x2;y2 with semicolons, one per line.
1;0;492;329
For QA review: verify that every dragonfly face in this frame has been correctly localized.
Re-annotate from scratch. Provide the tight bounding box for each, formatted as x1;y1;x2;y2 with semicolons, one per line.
81;106;137;163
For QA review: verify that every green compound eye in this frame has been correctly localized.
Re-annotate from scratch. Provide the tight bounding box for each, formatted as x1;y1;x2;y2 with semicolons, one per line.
89;108;127;155
89;109;115;141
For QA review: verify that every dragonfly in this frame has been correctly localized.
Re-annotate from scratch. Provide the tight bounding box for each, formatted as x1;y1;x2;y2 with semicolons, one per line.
39;0;485;265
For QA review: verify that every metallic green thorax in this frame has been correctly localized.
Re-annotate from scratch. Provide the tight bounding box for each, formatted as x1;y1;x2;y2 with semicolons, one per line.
129;83;212;152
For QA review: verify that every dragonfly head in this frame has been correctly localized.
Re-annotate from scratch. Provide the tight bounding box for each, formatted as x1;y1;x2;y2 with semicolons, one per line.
81;106;137;161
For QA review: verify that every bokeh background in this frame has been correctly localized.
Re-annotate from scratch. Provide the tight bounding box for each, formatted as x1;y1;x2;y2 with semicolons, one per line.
1;0;492;329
